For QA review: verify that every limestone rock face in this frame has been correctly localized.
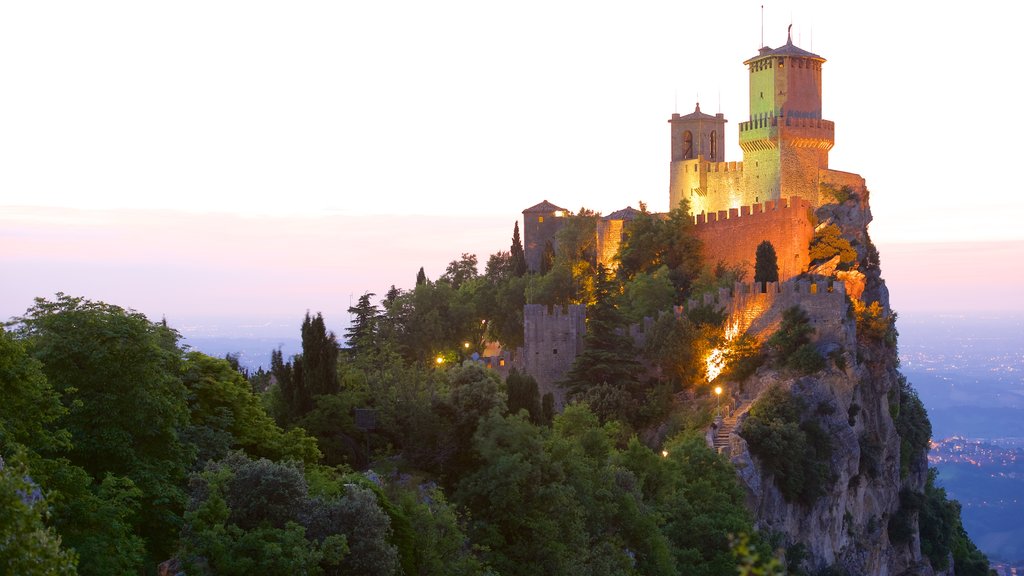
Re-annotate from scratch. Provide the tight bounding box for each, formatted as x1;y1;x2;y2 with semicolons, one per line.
725;194;933;575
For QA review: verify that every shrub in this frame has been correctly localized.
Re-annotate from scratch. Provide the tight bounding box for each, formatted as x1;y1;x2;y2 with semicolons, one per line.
740;386;833;505
809;225;856;267
894;376;931;479
787;343;826;374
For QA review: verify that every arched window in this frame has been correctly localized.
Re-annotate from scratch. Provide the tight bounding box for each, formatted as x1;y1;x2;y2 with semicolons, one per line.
709;130;718;160
683;131;693;159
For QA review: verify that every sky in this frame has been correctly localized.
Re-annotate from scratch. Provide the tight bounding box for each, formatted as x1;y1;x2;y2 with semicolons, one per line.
2;1;1023;335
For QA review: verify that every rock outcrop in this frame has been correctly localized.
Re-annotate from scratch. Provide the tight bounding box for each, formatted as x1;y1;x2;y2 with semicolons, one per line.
720;193;934;575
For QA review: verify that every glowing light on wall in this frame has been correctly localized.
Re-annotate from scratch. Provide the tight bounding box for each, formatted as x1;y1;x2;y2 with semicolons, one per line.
705;319;740;382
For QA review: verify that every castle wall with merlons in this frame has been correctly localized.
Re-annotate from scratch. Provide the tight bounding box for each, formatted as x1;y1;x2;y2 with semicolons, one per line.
693;196;814;282
522;303;585;408
690;279;854;350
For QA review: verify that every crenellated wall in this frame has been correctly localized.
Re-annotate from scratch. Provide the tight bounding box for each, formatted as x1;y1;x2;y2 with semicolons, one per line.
688;279;854;350
522;303;586;408
693;196;815;282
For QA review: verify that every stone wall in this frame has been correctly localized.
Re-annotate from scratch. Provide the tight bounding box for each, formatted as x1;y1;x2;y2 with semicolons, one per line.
595;218;625;269
693;196;815;282
522;303;586;408
689;279;854;350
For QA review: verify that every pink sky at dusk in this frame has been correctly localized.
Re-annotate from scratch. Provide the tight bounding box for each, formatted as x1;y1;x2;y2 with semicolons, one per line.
4;206;1022;340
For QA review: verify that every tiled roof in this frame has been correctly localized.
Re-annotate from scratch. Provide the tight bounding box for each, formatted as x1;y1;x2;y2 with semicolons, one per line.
523;200;568;213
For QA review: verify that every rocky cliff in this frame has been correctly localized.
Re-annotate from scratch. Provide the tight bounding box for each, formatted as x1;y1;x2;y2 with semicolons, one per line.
721;191;940;575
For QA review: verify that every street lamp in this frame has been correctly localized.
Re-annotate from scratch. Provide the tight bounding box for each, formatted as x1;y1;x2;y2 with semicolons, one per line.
714;385;723;418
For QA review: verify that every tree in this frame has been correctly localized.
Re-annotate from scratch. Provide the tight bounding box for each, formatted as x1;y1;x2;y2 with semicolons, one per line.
12;294;191;566
345;293;379;355
181;352;320;466
560;264;642;424
753;240;779;288
484;250;512;281
505;368;542;424
302;312;340;399
416;267;427;286
0;454;80;576
510;221;528;277
440;253;479;289
621;265;676;321
617;200;702;299
180;453;369;576
540;240;555;275
808;224;857;267
0;329;70;461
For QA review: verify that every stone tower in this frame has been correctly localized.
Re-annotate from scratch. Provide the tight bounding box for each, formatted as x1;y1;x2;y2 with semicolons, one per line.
667;104;728;213
739;28;834;208
522;200;568;273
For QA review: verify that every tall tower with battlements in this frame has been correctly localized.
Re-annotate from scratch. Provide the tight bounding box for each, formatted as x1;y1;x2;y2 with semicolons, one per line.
670;29;858;217
740;27;834;208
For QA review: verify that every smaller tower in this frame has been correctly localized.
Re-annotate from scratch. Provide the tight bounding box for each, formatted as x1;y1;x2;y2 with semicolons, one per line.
522;200;568;273
668;103;728;212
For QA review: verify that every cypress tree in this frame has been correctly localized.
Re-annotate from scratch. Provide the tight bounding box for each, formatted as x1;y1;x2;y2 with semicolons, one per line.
754;240;780;290
540;240;555;275
301;312;339;400
511;221;527;277
416;266;427;286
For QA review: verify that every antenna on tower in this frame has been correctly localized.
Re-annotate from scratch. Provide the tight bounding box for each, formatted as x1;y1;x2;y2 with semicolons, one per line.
760;5;764;47
674;90;678;113
718;90;721;114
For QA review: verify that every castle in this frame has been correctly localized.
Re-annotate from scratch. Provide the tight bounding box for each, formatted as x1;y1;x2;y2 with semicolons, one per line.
496;31;868;402
523;29;865;281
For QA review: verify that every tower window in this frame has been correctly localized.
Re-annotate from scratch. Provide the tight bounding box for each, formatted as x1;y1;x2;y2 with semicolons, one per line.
710;130;718;159
538;216;544;223
683;130;693;159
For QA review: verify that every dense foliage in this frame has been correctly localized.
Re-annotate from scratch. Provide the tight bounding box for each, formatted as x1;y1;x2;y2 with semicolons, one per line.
0;211;989;575
766;306;825;374
740;386;833;505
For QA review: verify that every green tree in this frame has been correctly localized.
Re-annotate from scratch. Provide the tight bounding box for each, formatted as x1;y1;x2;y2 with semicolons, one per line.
0;454;79;576
13;294;191;565
766;306;824;374
753;240;779;287
484;250;512;281
617;200;702;299
345;293;379;356
416;266;427;286
181;453;360;576
658;432;759;576
455;412;586;575
302;312;340;399
621;265;676;321
505;368;542;424
0;329;70;462
511;221;528;277
181;352;320;466
540;240;556;275
561;264;642;424
740;386;832;504
440;253;479;289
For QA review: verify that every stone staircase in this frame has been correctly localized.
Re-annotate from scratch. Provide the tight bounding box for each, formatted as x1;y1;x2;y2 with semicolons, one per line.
711;399;752;456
